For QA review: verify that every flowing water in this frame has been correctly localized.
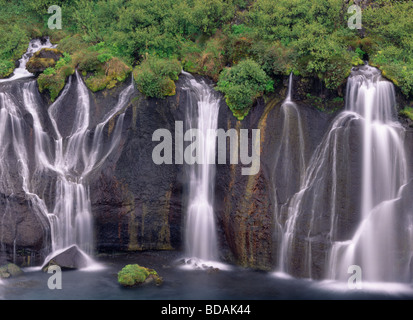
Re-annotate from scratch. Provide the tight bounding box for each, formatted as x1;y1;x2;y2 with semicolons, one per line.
273;73;307;273
1;39;412;299
0;38;55;83
181;72;221;267
328;65;410;282
276;65;412;283
0;39;134;265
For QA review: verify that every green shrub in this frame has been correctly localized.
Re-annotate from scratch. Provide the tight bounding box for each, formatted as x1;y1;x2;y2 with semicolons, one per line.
133;55;181;98
400;107;413;121
43;67;56;75
77;51;101;73
0;59;15;78
56;35;88;54
216;59;273;120
181;33;227;81
38;72;67;101
97;53;112;63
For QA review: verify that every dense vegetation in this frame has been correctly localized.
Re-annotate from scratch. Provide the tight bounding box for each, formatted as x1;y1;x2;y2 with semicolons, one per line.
0;0;411;118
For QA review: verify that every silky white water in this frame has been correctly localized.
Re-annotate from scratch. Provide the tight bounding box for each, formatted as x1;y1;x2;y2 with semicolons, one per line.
0;39;134;265
273;73;307;273
276;64;412;283
182;72;221;267
328;65;410;282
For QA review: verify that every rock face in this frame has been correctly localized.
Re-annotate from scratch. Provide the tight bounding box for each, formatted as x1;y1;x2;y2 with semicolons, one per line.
1;69;412;278
214;86;333;270
89;77;186;253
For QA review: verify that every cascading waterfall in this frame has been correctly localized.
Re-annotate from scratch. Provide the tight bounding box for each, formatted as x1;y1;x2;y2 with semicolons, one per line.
182;71;220;265
328;65;410;282
276;64;412;283
0;39;134;265
273;73;307;273
0;38;55;83
46;71;133;255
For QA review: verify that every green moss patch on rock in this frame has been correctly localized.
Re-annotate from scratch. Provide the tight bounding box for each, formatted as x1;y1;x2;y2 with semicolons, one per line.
117;264;163;287
83;57;132;92
26;48;63;74
38;63;75;101
400;107;413;121
0;263;24;279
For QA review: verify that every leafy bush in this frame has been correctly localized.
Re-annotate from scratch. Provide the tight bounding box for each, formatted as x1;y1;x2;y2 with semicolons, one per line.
85;57;132;92
181;33;227;81
0;23;29;78
400;107;413;121
0;60;15;78
134;55;181;98
363;1;413;97
217;59;274;120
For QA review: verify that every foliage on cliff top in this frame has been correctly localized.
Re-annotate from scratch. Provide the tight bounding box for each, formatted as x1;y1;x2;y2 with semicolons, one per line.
217;59;274;120
0;0;412;114
133;54;182;98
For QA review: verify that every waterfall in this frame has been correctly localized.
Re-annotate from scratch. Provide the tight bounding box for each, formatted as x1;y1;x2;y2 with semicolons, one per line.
285;72;294;103
328;65;410;282
46;71;133;255
0;39;134;265
276;64;412;283
182;71;220;265
0;38;55;83
273;73;307;273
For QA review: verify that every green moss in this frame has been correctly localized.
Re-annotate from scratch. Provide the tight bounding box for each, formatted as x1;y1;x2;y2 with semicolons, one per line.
117;264;162;287
0;263;23;278
37;63;75;101
400;107;413;121
85;74;109;92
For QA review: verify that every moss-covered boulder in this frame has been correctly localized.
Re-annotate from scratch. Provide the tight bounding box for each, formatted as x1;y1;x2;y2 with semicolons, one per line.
117;264;163;287
0;263;24;279
26;48;63;75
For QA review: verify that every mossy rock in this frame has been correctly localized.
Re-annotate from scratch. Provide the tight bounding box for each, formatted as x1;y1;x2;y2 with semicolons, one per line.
117;264;163;287
0;263;24;279
26;48;63;74
162;78;176;96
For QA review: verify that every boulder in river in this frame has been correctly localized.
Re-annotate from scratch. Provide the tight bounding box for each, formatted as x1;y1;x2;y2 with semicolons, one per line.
42;245;89;272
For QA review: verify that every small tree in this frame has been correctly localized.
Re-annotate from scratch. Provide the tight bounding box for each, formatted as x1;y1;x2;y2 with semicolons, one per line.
133;54;182;98
217;59;273;120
